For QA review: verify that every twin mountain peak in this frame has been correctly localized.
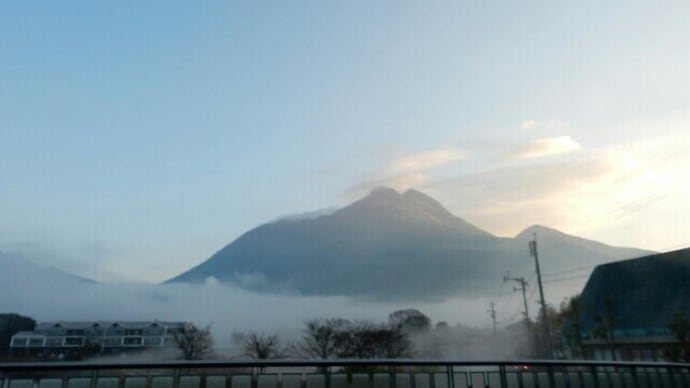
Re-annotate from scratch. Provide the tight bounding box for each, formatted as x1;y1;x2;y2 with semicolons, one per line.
167;187;650;300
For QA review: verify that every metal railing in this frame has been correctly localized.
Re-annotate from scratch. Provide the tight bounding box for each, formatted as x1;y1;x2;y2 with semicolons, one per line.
2;359;690;388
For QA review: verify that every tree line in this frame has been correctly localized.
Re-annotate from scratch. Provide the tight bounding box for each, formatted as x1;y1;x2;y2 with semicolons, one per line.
5;303;690;362
180;309;430;360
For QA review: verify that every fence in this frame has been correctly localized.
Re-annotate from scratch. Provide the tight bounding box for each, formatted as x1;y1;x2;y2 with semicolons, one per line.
2;359;690;388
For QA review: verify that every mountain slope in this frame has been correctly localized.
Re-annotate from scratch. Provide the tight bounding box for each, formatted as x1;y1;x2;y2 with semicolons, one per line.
167;188;651;301
512;225;651;276
0;252;96;292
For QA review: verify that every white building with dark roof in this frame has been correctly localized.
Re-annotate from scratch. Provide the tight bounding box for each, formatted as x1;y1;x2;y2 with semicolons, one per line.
10;320;187;357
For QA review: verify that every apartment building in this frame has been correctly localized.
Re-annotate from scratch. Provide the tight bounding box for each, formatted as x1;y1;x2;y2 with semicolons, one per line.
10;320;187;358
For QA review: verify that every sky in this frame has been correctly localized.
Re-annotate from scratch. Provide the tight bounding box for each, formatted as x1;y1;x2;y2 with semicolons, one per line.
2;1;690;283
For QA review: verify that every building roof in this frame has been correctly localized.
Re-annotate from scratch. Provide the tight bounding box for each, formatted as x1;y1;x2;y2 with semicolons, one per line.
12;331;44;338
34;320;186;331
578;247;690;332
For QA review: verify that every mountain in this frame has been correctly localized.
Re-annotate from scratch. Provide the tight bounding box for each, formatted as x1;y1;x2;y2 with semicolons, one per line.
167;188;652;301
512;224;651;277
0;252;96;297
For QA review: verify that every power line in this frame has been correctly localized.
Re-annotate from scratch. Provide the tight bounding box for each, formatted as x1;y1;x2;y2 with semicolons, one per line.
542;265;594;278
542;273;590;284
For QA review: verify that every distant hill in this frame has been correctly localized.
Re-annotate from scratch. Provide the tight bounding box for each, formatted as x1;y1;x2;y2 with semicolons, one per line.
0;252;96;286
167;187;652;301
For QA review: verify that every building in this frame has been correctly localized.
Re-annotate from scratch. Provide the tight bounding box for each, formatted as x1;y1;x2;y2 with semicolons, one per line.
569;247;690;361
10;320;187;359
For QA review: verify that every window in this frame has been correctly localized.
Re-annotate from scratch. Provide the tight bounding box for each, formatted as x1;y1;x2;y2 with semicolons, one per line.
122;337;143;346
124;329;144;336
104;338;120;346
66;329;84;335
11;337;27;347
63;337;84;346
28;338;44;347
144;337;162;346
46;338;62;346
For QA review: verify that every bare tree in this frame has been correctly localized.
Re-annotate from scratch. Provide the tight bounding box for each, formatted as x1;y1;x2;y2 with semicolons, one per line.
334;320;412;359
244;332;284;359
389;309;431;333
174;323;213;360
294;318;348;359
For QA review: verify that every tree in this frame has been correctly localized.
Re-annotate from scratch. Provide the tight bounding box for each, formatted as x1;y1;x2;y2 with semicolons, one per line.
559;295;585;359
333;320;412;359
666;312;690;362
0;313;36;355
243;332;284;359
530;304;560;358
294;318;348;359
388;309;431;333
174;323;213;360
593;296;618;361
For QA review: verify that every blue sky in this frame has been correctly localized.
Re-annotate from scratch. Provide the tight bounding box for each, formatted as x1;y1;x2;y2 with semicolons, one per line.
2;2;690;282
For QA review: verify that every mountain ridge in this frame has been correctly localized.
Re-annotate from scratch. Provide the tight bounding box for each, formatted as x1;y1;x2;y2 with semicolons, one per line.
167;187;652;300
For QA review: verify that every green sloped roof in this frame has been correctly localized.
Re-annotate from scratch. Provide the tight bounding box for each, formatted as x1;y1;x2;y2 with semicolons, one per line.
578;247;690;332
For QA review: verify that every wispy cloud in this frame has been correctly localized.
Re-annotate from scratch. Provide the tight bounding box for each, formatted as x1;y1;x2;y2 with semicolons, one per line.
425;130;690;250
386;148;466;174
345;148;466;199
509;136;582;160
520;120;537;130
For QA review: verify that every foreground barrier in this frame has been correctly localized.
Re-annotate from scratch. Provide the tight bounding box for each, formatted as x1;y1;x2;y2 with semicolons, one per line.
2;359;690;388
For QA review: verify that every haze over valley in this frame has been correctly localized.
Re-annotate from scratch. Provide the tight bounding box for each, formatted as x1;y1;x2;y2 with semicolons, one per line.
2;1;690;358
1;188;652;345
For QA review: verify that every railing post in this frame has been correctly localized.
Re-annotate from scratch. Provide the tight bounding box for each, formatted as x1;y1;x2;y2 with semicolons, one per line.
226;371;233;388
389;365;397;388
325;365;331;388
445;365;454;388
499;364;508;388
590;365;600;388
547;364;556;388
172;367;181;388
668;367;677;388
251;367;258;388
299;372;306;388
89;368;98;388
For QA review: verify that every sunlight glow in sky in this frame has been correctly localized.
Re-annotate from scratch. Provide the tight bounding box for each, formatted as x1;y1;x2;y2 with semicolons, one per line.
1;2;690;282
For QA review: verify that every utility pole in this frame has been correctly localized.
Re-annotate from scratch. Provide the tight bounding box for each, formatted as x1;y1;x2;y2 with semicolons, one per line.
529;232;552;358
504;274;530;322
487;301;497;338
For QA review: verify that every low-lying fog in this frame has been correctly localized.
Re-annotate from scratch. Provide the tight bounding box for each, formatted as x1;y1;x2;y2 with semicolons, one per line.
1;263;583;356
